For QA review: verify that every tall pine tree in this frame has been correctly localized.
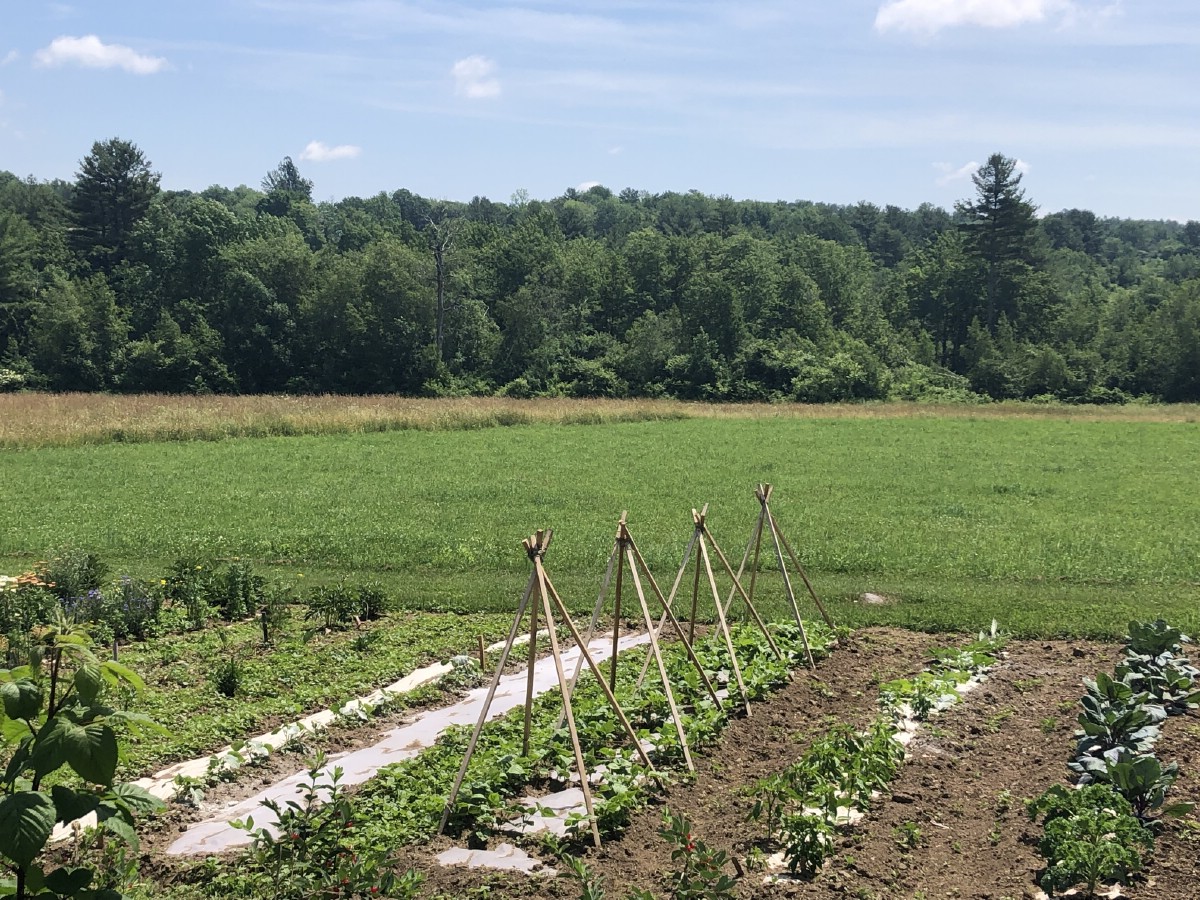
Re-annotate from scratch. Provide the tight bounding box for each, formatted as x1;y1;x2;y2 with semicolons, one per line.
956;153;1039;334
69;138;160;273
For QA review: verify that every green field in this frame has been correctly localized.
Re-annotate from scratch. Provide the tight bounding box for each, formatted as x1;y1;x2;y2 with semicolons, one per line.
3;413;1198;638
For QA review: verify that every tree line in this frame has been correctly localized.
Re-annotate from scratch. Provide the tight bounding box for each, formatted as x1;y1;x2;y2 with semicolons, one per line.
1;139;1198;403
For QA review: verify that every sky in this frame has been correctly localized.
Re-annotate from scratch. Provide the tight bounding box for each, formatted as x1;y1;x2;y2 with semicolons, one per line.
2;0;1198;220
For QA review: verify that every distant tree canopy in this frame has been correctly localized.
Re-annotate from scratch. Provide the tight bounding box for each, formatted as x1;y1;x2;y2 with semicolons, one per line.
2;144;1198;403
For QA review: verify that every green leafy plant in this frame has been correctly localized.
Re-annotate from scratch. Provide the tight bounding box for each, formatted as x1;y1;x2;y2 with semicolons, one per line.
163;557;215;631
1074;750;1193;820
893;820;922;850
779;811;834;877
0;619;164;900
563;856;607;900
211;561;266;622
229;753;422;899
655;811;737;900
1029;785;1155;896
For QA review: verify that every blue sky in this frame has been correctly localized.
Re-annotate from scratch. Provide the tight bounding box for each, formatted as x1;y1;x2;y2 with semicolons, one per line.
2;0;1198;220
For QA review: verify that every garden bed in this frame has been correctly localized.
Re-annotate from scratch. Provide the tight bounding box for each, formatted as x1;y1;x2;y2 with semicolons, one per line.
381;628;1200;899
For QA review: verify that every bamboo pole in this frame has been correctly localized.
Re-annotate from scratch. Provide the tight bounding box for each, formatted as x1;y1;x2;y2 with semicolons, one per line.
626;535;723;710
522;565;540;757
625;542;694;771
720;503;765;620
437;567;537;836
764;509;816;669
697;515;751;715
636;526;700;691
534;557;601;848
558;537;620;731
611;520;626;696
773;510;836;630
700;521;785;663
541;571;656;771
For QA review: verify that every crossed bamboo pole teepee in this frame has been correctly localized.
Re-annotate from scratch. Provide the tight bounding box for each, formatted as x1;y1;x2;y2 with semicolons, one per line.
636;503;788;715
436;529;655;848
559;513;725;772
722;484;835;645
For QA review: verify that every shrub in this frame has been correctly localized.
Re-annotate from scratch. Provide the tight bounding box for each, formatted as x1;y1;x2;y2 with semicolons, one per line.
40;547;109;602
164;556;215;630
211;561;266;621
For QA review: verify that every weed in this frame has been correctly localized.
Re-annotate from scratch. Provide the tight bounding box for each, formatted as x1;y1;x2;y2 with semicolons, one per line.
893;821;922;850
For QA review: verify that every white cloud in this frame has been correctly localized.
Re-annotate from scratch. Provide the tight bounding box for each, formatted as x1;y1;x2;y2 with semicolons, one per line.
577;180;602;191
875;0;1094;34
452;55;500;99
34;35;166;74
934;160;979;185
298;140;361;162
1;50;18;66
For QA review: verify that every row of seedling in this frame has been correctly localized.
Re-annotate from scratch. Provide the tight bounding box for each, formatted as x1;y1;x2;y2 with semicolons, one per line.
1028;619;1199;898
746;626;1004;878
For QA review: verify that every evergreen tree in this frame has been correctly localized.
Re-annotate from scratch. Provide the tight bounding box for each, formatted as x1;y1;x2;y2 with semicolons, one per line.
956;153;1039;333
69;138;161;272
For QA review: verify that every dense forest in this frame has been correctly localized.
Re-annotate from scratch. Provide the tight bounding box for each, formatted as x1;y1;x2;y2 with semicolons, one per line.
1;139;1198;402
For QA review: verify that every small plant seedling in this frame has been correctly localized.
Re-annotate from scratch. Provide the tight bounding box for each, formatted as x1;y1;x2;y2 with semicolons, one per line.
1040;716;1057;734
894;821;922;850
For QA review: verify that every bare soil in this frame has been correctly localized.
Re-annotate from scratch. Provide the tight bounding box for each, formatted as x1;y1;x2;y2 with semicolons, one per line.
404;628;1200;900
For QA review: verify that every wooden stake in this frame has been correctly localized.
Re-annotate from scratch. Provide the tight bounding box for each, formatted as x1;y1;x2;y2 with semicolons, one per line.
773;511;836;630
636;526;700;691
477;635;486;670
626;536;723;711
625;541;694;771
559;537;620;728
541;571;656;770
522;569;540;757
688;535;702;642
700;521;785;663
535;557;601;848
697;514;751;714
764;507;816;669
611;513;626;696
720;503;765;620
438;568;537;836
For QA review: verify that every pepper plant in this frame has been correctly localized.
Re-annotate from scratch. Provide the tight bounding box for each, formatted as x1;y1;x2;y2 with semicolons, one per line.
0;619;163;899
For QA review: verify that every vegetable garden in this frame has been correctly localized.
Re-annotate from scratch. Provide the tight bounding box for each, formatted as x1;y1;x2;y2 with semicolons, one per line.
5;539;1200;898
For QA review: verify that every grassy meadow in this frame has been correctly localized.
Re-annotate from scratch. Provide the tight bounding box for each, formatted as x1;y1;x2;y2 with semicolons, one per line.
2;396;1198;638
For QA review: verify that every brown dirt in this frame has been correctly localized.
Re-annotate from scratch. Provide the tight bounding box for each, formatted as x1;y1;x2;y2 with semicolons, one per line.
402;628;1200;900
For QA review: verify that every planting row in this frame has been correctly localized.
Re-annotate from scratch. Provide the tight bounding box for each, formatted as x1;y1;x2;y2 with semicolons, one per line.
1;547;394;662
1028;619;1199;897
176;620;837;899
743;626;1004;879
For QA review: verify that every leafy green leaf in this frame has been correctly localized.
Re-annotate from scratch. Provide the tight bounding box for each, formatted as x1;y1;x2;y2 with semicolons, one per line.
51;785;100;825
101;814;138;850
44;866;93;894
0;680;42;722
105;783;165;817
74;664;104;706
67;724;119;786
100;660;144;693
0;791;56;868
